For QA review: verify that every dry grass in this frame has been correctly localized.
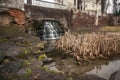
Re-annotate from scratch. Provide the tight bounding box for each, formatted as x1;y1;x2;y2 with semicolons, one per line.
101;26;120;32
56;32;120;64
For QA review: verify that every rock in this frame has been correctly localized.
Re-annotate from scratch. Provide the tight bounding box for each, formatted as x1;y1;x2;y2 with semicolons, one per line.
38;54;54;63
0;61;22;73
109;70;120;80
17;68;26;76
49;66;62;73
0;52;6;63
81;74;107;80
30;59;43;68
6;46;22;58
44;41;56;53
3;58;10;63
43;62;62;73
44;62;56;67
42;57;54;63
0;42;11;53
0;74;7;80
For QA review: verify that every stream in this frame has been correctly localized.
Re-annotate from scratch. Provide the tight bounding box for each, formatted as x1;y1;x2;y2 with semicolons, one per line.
56;58;120;80
86;59;120;80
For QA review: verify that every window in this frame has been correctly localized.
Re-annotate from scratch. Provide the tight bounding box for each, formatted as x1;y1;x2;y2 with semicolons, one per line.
27;0;32;4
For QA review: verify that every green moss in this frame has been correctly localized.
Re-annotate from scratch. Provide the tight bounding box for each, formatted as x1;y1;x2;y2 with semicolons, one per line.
38;54;47;60
41;66;49;72
41;66;64;75
67;77;73;80
0;37;8;43
34;50;41;54
23;60;31;65
24;68;32;78
15;40;32;46
21;47;32;55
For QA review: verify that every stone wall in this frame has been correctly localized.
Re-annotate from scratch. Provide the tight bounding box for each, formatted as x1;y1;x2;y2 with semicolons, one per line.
24;5;73;28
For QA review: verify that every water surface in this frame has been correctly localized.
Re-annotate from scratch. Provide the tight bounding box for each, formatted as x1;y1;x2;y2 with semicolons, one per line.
56;58;120;80
86;59;120;80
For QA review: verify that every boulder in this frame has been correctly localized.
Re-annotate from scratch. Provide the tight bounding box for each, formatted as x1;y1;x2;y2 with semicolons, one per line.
6;46;22;58
109;70;120;80
0;52;6;63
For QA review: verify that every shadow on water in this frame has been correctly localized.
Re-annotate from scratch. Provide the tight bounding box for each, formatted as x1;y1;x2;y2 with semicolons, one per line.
55;57;120;80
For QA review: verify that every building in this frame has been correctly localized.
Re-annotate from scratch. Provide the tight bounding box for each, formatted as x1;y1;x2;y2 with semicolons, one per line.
78;0;102;16
0;0;24;11
23;0;81;10
0;0;103;15
24;0;66;9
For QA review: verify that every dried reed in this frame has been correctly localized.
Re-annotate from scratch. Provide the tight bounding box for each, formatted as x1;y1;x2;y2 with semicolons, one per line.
56;32;120;64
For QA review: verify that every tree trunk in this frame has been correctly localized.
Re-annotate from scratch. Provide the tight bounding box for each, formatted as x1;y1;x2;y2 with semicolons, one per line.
95;2;99;26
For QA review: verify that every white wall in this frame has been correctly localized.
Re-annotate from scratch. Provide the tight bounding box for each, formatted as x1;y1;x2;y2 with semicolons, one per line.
7;0;25;10
64;0;75;9
24;0;27;4
81;0;102;16
42;0;54;2
23;0;66;9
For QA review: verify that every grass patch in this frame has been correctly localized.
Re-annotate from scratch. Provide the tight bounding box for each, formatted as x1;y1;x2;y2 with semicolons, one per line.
101;26;120;32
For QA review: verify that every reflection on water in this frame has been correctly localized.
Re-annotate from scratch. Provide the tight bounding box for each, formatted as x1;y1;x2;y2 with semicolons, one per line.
86;59;120;80
56;58;120;80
